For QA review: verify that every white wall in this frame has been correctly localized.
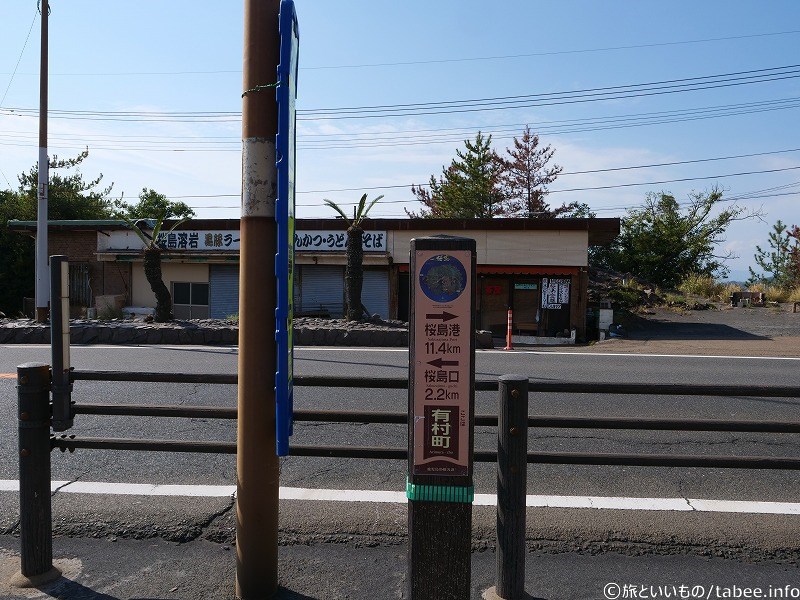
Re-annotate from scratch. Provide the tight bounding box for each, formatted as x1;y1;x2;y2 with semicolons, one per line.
131;263;209;307
388;229;588;266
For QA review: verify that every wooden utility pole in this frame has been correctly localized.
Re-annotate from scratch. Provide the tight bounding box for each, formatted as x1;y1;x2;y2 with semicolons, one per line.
35;1;49;322
236;0;281;598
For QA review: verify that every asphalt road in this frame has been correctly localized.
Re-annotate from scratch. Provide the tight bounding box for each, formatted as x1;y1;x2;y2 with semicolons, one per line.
1;343;798;559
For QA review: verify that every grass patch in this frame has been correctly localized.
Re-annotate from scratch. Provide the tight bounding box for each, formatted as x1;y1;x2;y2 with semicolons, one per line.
677;274;740;302
748;282;796;303
97;305;124;320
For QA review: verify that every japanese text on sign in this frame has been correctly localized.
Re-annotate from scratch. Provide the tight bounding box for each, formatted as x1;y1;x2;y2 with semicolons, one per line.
541;277;570;309
412;251;472;476
155;231;240;251
293;230;386;252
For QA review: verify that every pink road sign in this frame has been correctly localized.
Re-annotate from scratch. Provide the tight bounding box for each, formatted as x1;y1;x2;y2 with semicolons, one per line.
412;249;472;476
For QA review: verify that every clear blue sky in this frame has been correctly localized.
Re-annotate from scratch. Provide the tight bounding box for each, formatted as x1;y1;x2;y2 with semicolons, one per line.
2;1;799;280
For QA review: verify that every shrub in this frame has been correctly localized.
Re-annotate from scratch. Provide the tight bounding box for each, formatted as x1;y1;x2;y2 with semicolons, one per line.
664;292;687;306
718;282;742;302
677;274;724;299
97;305;124;320
763;284;790;303
607;286;644;309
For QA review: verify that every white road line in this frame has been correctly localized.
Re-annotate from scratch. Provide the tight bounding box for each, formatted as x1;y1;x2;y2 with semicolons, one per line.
483;350;800;361
0;480;797;515
296;346;407;352
296;347;800;361
6;344;800;361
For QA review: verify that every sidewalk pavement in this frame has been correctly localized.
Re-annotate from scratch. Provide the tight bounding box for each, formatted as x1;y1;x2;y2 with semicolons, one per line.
1;534;798;600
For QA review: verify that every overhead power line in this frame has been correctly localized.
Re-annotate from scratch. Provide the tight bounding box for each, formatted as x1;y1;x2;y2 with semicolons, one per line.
303;30;800;70
546;165;800;194
4;97;798;154
301;64;800;114
5;29;797;77
171;188;800;216
111;165;800;203
299;99;800;149
561;148;800;176
3;97;799;151
297;97;800;140
298;66;800;120
292;164;800;195
0;5;37;108
0;4;38;188
2;64;799;123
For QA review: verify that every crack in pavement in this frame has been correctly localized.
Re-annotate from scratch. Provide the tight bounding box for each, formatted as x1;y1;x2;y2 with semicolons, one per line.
51;469;92;496
0;464;89;536
677;481;697;512
177;382;203;406
184;493;236;543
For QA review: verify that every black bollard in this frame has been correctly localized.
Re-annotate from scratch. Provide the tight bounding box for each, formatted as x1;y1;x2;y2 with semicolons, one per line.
17;363;57;581
496;374;529;600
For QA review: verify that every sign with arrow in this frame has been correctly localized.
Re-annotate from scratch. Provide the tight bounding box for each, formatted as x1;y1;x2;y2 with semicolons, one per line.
425;311;457;322
410;242;475;477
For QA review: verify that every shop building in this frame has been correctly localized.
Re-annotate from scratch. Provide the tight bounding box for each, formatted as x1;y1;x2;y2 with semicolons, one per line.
9;217;619;340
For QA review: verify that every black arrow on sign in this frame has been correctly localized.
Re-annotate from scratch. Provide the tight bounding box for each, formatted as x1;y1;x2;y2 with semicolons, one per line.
425;311;457;322
427;358;459;368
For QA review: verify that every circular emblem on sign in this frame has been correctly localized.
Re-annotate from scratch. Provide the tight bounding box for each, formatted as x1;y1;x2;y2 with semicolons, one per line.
419;254;467;303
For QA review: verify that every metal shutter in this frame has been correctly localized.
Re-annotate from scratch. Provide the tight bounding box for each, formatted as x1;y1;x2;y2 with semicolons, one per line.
297;265;344;317
361;270;389;319
209;265;240;319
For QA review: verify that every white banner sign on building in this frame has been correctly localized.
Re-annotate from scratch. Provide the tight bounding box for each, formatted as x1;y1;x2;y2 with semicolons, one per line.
293;230;386;252
155;231;240;251
541;277;570;309
104;229;386;253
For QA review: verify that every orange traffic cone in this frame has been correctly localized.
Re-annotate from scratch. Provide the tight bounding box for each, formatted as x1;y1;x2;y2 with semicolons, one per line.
504;308;513;350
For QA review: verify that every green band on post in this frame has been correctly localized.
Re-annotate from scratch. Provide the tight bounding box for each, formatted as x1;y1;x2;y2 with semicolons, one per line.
406;478;474;503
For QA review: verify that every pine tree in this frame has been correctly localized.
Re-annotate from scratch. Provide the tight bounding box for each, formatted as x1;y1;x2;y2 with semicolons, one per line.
501;126;564;218
408;132;508;218
748;220;800;287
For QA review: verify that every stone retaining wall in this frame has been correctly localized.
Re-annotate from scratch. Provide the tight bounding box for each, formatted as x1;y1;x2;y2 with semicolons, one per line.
0;318;410;347
0;318;496;348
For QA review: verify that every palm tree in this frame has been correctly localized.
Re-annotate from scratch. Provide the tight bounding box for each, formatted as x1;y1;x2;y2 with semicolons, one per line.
323;193;383;321
123;210;187;322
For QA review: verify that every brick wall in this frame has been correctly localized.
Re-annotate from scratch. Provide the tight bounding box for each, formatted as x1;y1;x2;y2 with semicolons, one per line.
49;231;131;306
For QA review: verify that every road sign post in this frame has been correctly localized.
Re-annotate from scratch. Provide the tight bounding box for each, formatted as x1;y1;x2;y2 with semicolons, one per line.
407;235;476;600
275;0;298;456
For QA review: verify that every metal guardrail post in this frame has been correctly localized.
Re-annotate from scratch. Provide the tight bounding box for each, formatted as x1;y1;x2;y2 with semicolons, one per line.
16;363;59;583
494;375;530;600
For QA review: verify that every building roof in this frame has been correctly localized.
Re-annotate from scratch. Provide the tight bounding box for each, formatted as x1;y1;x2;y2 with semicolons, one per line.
7;216;620;246
7;219;129;231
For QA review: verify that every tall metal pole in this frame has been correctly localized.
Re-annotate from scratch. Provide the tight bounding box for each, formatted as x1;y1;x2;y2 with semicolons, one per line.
236;0;281;598
35;1;50;322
